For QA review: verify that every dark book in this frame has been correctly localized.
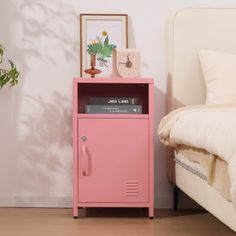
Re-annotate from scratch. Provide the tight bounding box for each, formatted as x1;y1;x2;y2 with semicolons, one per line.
85;105;142;114
89;97;137;105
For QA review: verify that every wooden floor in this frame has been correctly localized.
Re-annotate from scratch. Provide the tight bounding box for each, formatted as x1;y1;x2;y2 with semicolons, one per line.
0;208;235;236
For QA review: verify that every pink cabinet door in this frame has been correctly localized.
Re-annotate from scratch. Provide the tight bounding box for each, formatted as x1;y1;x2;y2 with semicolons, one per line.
78;118;149;203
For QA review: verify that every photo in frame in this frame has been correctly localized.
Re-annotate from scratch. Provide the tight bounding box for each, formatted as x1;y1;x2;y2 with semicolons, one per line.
80;14;128;78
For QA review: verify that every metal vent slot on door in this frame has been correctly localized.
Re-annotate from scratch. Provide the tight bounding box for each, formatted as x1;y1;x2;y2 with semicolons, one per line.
124;180;139;196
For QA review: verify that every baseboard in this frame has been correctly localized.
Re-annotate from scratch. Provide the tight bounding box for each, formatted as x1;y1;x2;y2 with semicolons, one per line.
0;196;72;207
0;195;172;208
0;194;200;209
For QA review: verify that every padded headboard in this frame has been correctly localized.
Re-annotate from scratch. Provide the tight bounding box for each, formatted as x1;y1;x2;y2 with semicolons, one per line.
167;7;236;110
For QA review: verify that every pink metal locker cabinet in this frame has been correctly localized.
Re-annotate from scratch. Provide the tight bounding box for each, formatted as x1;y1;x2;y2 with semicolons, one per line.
72;78;154;218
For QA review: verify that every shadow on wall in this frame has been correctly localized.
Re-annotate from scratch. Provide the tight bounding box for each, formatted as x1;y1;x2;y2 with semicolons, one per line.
17;91;72;199
16;0;79;65
15;0;79;203
0;0;79;205
154;86;173;208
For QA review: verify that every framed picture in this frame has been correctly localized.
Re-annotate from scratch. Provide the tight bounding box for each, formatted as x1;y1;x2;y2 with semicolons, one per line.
80;14;128;78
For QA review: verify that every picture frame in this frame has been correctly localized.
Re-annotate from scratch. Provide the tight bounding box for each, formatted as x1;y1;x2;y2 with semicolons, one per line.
80;14;128;78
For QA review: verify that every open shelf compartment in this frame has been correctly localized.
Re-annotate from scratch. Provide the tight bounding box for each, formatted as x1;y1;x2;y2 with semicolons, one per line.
77;83;149;114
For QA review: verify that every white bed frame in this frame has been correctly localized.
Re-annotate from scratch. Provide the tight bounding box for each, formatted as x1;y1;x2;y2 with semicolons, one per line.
167;7;236;231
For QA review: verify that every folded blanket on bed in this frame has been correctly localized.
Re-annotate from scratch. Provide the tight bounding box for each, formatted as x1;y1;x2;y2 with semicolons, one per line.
158;104;236;207
176;146;231;201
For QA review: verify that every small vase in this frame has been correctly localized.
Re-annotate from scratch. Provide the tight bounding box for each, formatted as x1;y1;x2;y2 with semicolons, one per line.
84;54;101;78
90;54;96;69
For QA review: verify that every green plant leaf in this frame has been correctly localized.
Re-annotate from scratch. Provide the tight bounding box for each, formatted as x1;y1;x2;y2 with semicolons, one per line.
2;74;11;86
0;48;3;57
104;36;109;46
9;78;18;87
86;42;102;55
0;44;5;55
8;67;17;78
98;44;116;59
0;44;5;50
0;49;3;63
8;59;15;69
109;44;116;49
0;73;6;82
0;44;20;88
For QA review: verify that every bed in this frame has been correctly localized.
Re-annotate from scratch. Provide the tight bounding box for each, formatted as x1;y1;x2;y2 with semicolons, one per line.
158;7;236;231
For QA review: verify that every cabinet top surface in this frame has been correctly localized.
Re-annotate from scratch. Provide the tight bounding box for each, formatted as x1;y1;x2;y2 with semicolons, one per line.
73;77;154;84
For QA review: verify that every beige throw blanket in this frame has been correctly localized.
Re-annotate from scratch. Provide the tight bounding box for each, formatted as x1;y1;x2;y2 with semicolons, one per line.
158;104;236;207
176;146;231;201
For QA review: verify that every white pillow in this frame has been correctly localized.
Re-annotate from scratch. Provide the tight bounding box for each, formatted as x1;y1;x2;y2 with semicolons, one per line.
199;50;236;105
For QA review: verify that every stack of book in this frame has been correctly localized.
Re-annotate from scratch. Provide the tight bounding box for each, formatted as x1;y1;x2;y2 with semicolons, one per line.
85;97;142;114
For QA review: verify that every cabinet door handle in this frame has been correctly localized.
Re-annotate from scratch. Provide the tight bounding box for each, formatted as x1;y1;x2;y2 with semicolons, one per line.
82;145;89;176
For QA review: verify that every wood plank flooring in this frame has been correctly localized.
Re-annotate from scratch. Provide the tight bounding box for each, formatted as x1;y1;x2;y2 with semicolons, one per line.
0;208;234;236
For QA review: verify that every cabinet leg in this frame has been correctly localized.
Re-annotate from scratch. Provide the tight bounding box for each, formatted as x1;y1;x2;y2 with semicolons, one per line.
73;206;78;218
148;207;154;219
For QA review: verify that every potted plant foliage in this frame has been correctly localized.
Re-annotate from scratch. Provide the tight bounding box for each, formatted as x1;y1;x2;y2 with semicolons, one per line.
84;31;116;77
0;44;20;88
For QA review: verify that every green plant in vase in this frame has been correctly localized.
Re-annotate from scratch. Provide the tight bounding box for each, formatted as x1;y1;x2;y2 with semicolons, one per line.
85;31;116;77
0;44;20;88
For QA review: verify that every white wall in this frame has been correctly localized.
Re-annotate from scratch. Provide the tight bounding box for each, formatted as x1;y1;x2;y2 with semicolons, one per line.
1;0;236;208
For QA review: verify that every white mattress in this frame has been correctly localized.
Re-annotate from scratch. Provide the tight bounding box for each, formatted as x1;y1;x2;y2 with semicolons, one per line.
176;163;236;232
